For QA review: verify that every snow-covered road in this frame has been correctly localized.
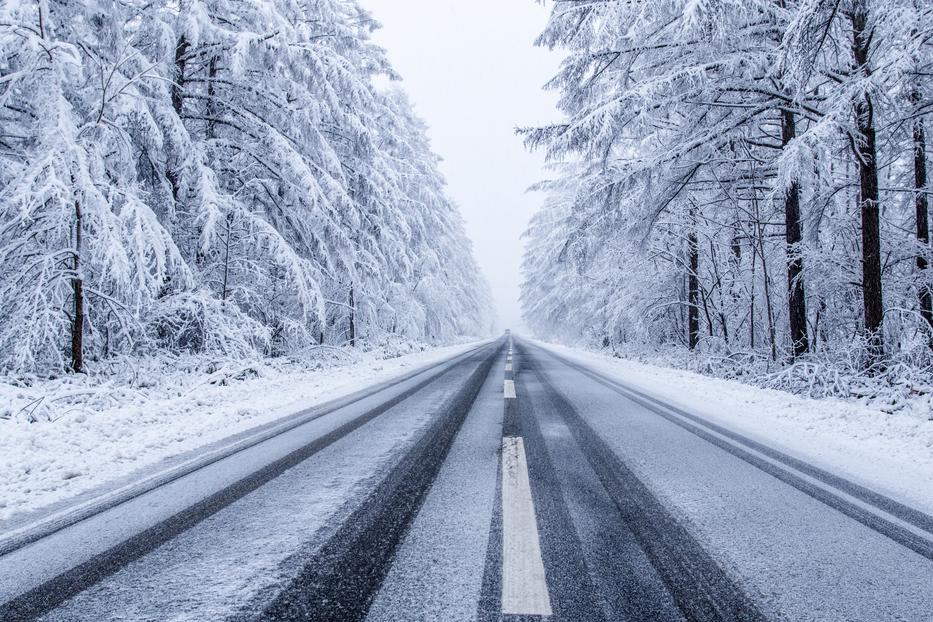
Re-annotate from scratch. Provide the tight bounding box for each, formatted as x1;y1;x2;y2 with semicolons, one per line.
0;342;486;525
2;336;932;621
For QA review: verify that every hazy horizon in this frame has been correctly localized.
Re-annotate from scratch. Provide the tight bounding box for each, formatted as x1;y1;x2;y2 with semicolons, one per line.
361;0;560;334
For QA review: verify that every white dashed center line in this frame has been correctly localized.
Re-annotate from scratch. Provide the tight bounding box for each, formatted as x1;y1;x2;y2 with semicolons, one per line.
501;436;552;616
503;380;516;399
505;363;513;372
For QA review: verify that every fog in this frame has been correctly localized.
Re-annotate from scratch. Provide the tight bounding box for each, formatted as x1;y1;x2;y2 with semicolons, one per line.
361;0;559;333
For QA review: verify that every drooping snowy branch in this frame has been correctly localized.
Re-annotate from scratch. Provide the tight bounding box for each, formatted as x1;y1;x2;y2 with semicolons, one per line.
522;0;933;372
0;0;493;375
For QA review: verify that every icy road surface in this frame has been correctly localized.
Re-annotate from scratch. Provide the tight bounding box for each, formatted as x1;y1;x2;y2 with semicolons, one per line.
2;337;932;621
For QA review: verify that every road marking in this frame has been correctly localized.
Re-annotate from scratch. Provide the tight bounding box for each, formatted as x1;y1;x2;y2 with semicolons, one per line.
505;363;513;372
535;345;933;560
501;436;551;616
503;380;516;399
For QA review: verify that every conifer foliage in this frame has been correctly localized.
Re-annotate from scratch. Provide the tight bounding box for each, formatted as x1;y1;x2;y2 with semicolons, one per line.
522;0;933;372
0;0;493;375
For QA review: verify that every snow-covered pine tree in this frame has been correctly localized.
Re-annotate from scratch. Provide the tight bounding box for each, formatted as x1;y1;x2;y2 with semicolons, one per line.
522;0;933;376
0;0;493;375
0;0;190;373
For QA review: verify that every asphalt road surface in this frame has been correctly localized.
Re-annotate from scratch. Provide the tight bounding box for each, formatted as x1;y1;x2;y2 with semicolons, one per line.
2;336;933;621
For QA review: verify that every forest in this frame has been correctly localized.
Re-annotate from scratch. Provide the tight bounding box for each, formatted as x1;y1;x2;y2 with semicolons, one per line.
521;0;933;396
0;0;494;377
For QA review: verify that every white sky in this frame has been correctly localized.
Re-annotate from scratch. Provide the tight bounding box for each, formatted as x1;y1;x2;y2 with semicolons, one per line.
361;0;559;333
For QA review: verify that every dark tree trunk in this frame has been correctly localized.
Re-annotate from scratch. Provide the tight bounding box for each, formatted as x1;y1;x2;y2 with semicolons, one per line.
850;4;885;365
688;225;700;350
750;242;757;349
221;213;232;303
166;36;189;204
71;198;85;374
171;36;188;115
207;55;219;139
781;109;810;358
348;283;356;347
912;87;933;337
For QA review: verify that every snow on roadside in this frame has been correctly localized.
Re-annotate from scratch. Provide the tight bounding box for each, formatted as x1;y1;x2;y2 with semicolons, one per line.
531;339;933;516
0;341;484;524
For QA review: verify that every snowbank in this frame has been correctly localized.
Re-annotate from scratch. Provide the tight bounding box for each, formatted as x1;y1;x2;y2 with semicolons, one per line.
0;341;484;524
532;340;933;516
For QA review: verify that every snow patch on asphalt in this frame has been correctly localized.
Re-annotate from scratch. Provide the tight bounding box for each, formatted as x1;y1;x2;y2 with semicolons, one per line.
0;341;482;523
531;340;933;516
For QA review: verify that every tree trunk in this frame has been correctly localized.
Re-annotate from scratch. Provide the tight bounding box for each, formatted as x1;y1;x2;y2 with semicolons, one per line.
750;240;757;349
912;87;933;337
348;283;356;347
221;213;232;303
71;198;85;373
758;223;778;362
781;108;810;358
171;36;188;115
207;55;219;139
708;239;730;344
688;223;700;350
166;36;188;204
850;4;885;365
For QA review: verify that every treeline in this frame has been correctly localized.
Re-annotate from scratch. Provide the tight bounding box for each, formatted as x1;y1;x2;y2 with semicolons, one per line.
0;0;494;376
522;0;932;373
